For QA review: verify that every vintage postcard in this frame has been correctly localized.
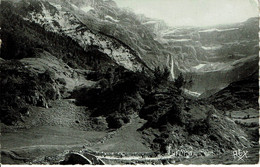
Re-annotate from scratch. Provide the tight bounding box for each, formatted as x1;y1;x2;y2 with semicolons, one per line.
0;0;259;165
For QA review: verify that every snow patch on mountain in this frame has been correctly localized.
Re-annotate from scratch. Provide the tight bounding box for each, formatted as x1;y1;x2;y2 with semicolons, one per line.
70;3;79;10
171;39;192;42
142;20;158;25
202;45;222;50
192;62;232;72
81;6;94;13
105;15;119;22
49;2;62;10
199;28;239;33
193;64;206;70
41;3;54;23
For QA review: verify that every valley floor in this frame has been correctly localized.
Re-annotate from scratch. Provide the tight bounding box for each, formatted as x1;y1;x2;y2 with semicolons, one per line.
1;99;259;165
0;99;152;164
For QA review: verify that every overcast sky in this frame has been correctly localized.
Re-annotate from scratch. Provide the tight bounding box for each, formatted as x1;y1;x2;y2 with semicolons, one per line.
114;0;258;27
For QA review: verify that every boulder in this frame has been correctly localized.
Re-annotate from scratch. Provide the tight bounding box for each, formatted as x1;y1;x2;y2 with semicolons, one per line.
60;152;105;165
60;153;92;165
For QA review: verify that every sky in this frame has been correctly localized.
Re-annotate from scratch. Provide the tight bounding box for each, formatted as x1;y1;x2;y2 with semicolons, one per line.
114;0;258;27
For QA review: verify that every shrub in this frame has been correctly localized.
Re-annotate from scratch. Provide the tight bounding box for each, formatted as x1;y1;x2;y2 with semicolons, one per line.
153;66;170;86
166;103;182;125
186;119;209;135
174;73;185;90
0;106;22;125
106;114;125;129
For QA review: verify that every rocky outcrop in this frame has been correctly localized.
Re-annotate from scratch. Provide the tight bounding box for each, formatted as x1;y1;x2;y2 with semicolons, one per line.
60;152;105;165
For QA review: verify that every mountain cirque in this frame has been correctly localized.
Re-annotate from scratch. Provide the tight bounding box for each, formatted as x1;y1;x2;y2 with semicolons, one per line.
0;0;259;165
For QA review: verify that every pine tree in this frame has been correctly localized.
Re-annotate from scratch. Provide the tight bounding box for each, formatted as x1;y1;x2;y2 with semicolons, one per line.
174;73;185;90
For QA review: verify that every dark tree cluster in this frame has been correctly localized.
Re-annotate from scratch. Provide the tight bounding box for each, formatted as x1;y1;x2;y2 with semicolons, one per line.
0;61;61;125
153;66;170;86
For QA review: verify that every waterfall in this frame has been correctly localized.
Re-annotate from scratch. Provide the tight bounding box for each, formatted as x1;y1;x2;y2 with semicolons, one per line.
166;54;170;67
170;56;175;80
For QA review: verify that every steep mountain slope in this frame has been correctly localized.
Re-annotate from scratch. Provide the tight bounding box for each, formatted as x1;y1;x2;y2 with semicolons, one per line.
14;0;146;72
11;0;169;70
208;71;259;111
54;0;170;68
206;71;259;153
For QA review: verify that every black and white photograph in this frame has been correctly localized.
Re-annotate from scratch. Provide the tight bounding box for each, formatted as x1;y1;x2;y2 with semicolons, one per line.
0;0;259;165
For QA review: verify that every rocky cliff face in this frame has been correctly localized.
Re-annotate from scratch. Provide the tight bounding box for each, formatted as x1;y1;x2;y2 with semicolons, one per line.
159;18;258;94
36;0;170;70
4;0;257;96
15;0;145;72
